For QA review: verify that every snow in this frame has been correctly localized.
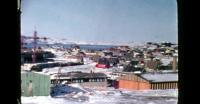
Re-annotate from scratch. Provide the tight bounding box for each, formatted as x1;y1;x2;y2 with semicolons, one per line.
42;64;94;75
141;73;178;82
21;64;37;71
68;83;91;93
21;55;178;104
22;89;178;104
160;57;173;66
21;96;78;104
21;44;178;104
42;62;116;76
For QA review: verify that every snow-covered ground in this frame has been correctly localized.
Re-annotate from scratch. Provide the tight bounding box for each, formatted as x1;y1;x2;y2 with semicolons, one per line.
21;46;178;104
22;89;178;104
41;61;116;75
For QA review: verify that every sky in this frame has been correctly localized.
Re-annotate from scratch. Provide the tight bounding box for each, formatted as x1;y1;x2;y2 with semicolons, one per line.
21;0;177;44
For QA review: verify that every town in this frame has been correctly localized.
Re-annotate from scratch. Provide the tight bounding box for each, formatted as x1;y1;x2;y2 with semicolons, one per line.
20;0;178;103
21;31;178;103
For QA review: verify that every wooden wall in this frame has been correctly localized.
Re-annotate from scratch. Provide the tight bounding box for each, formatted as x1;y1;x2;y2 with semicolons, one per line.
117;74;178;90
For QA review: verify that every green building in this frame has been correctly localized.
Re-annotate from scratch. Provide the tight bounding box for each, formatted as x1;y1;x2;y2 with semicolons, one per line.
21;71;50;96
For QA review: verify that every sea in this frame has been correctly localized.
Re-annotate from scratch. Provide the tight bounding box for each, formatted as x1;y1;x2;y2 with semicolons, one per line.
24;43;117;51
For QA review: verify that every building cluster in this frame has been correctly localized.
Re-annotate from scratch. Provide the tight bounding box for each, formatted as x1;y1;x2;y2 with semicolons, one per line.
90;42;178;73
21;42;178;97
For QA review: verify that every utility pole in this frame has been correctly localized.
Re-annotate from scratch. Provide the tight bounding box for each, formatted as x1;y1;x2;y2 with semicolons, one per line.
56;64;62;85
32;30;37;63
172;56;177;71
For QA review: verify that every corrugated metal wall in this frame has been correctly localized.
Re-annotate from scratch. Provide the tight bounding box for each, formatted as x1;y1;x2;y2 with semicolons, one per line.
150;82;178;90
21;72;50;96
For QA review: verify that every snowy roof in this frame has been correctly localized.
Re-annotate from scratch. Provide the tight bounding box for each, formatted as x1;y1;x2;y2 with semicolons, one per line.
21;70;50;76
57;72;107;79
147;46;157;50
160;57;173;66
140;73;178;82
42;64;93;74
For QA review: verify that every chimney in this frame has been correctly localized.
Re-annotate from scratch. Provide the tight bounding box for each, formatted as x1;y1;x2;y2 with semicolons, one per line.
172;56;177;71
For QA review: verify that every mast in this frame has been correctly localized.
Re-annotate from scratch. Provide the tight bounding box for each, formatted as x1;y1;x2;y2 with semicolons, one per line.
32;30;37;63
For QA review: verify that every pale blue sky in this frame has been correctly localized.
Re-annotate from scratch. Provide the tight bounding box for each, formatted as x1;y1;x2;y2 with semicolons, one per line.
21;0;177;44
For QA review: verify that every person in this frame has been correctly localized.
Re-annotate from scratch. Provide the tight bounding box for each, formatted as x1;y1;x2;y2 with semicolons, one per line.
28;80;33;96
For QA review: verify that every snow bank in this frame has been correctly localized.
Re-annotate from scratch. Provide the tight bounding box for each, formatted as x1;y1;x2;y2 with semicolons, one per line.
22;89;178;104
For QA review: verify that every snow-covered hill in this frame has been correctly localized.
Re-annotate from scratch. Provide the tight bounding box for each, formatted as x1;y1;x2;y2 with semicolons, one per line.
22;36;142;46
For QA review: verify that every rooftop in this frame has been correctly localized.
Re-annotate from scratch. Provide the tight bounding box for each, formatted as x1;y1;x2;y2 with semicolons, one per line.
57;72;108;79
140;72;178;82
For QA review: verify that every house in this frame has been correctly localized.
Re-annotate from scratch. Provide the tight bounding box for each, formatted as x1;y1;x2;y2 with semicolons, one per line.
96;57;110;68
116;72;178;90
51;72;108;89
65;55;84;63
